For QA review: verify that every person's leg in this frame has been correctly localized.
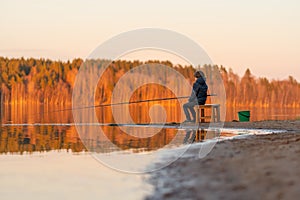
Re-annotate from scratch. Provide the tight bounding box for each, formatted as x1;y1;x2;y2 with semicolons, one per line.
183;101;197;121
189;104;196;121
183;102;192;121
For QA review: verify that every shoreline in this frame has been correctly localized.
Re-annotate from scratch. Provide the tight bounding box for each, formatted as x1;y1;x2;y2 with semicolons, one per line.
146;120;300;200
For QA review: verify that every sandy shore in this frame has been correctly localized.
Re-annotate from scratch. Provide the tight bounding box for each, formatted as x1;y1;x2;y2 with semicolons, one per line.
146;120;300;200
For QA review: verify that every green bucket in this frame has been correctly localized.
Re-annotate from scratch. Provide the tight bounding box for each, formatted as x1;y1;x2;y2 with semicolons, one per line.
238;110;250;122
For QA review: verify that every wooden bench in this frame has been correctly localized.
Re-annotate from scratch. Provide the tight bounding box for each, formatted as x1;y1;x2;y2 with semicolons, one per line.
195;104;220;123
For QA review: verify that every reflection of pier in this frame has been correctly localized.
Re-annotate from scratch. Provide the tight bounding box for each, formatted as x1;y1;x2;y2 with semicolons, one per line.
183;129;221;144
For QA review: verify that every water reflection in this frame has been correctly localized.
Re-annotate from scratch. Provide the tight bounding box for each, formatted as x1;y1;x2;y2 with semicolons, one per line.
1;104;299;125
183;128;227;144
0;99;295;154
0;125;185;154
1;124;237;154
0;126;85;154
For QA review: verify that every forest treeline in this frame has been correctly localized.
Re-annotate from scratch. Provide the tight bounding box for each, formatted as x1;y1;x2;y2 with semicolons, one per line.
0;57;299;108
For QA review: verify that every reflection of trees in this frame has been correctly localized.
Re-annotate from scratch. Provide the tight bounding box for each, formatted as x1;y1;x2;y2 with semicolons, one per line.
84;126;180;153
0;125;182;154
0;126;86;154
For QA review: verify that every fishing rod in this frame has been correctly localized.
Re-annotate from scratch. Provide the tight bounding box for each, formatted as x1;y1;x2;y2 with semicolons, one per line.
95;96;190;107
94;94;217;108
30;96;191;117
46;94;217;112
13;94;217;122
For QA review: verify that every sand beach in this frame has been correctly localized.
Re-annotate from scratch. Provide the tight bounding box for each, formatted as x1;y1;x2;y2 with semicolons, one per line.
146;120;300;200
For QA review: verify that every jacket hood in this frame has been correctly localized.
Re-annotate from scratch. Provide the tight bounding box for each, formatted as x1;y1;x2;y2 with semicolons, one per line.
196;76;206;84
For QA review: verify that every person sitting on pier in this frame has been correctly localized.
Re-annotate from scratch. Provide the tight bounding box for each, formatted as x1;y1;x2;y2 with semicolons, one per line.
183;70;208;123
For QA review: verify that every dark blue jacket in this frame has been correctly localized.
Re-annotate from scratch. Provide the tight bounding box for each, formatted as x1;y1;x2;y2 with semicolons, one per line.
189;76;208;104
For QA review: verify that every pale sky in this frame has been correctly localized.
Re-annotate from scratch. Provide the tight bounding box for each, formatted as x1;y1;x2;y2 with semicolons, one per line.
0;0;299;80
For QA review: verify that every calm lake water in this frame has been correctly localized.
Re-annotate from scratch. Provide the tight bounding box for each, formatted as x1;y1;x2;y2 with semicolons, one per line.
0;124;233;154
0;104;297;158
0;104;296;199
1;104;299;124
0;123;232;200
